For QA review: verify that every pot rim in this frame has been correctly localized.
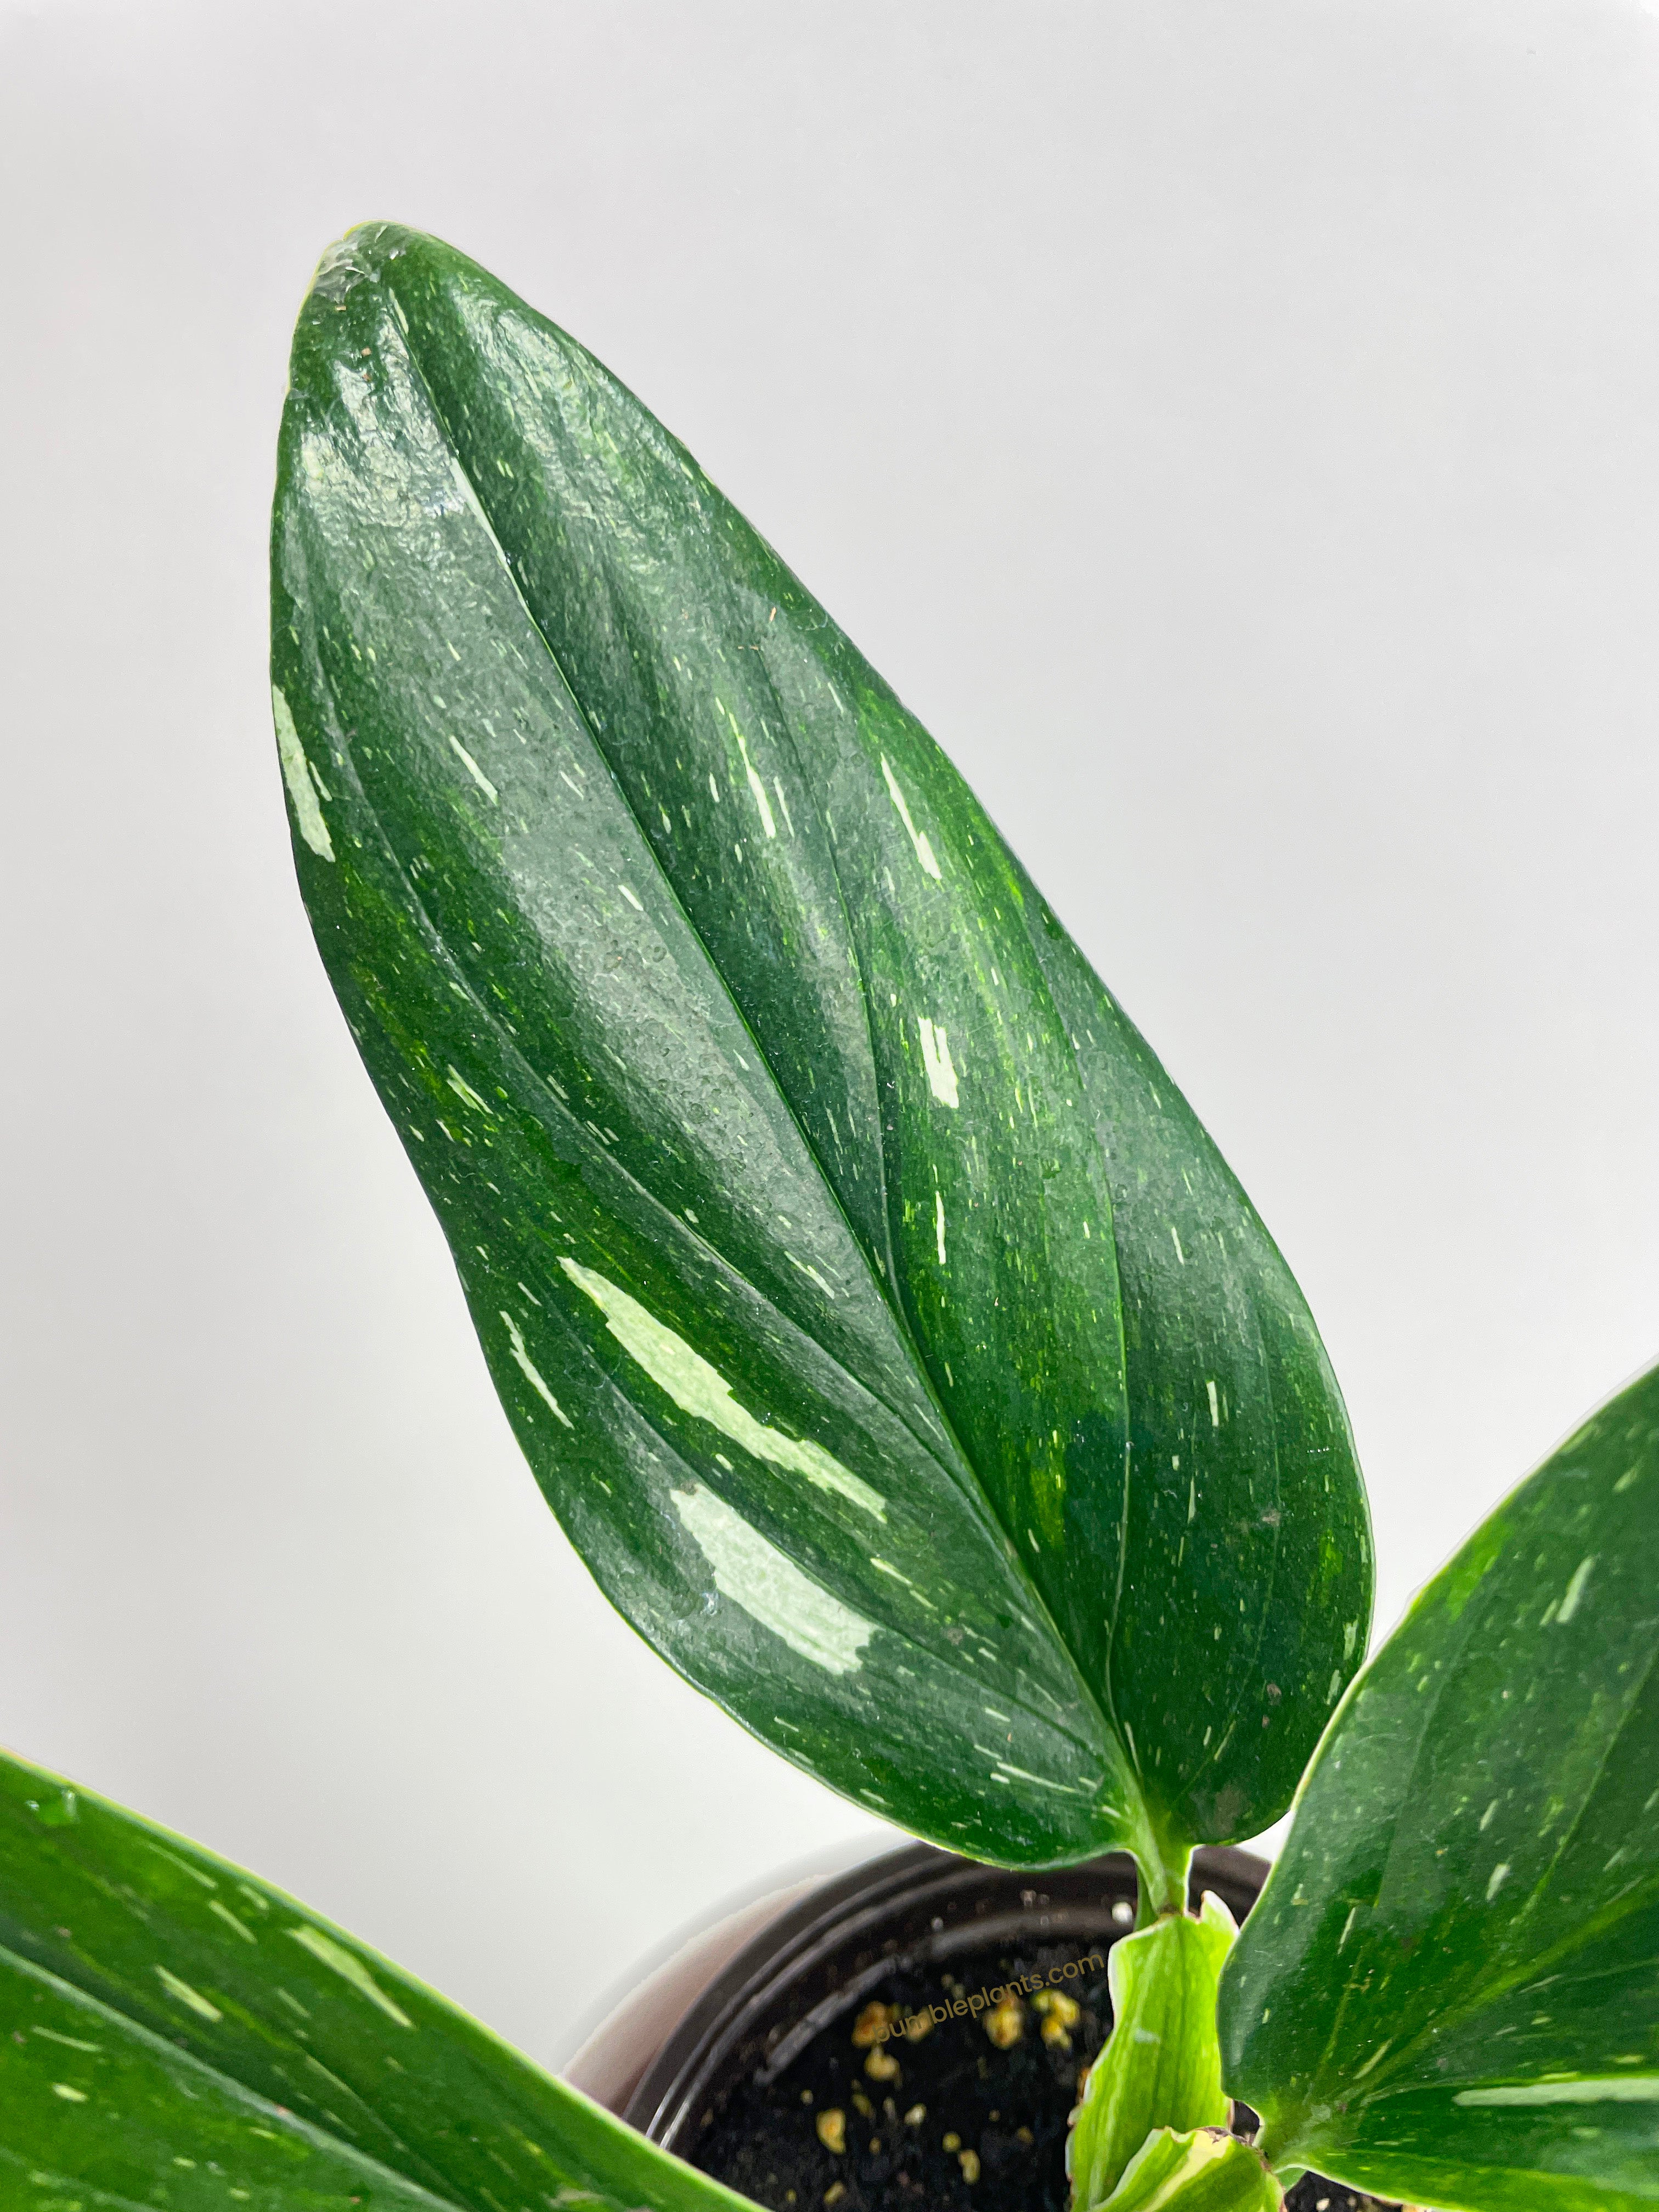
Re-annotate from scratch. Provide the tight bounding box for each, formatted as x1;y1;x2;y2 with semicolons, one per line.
623;1839;1269;2153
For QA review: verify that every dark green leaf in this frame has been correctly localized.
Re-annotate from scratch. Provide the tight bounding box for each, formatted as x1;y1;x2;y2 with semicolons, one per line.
1070;1897;1235;2208
1218;1362;1659;2212
271;222;1370;1872
0;1747;757;2212
1094;2129;1282;2212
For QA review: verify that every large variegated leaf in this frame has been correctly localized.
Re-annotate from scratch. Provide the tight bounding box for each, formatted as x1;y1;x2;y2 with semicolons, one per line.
0;1747;755;2212
270;222;1370;1877
1218;1362;1659;2212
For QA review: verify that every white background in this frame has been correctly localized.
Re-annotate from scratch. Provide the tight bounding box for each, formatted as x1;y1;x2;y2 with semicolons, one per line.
3;0;1657;2071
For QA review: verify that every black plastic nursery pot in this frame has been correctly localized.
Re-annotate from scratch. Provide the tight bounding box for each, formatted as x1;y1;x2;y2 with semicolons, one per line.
566;1842;1396;2212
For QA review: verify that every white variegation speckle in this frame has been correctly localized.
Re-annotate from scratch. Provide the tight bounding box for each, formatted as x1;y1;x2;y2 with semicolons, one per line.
501;1313;574;1428
155;1966;221;2022
449;734;498;802
208;1900;258;1945
994;1761;1089;1797
731;724;777;839
871;1557;937;1609
289;1926;413;2027
1556;1555;1596;1624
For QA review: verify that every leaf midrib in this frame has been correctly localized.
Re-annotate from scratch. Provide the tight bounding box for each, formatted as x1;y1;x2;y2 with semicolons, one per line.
1034;934;1291;1824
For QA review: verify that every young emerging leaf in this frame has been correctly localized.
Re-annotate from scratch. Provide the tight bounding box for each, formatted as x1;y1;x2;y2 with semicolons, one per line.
1094;2129;1283;2212
1218;1361;1659;2212
272;222;1370;1875
0;1749;754;2212
1070;1895;1236;2208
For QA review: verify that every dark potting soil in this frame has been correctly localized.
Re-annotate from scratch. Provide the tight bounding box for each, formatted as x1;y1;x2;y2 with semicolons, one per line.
688;1934;1397;2212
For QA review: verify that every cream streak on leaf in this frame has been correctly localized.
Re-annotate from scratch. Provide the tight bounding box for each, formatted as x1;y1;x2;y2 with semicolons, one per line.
560;1258;885;1519
732;724;777;838
1455;2078;1659;2107
448;733;498;803
272;687;334;861
673;1485;874;1675
502;1313;574;1428
880;755;942;880
917;1017;960;1108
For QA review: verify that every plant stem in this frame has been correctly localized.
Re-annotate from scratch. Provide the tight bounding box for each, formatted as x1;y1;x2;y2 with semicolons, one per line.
1131;1814;1194;1926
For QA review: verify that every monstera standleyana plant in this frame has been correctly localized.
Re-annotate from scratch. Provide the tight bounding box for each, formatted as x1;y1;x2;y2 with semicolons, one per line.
5;227;1655;2212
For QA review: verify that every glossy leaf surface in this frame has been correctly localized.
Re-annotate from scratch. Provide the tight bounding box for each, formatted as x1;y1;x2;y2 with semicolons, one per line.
1219;1362;1659;2212
1070;1897;1235;2208
0;1748;754;2212
1095;2129;1282;2212
272;221;1370;1869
